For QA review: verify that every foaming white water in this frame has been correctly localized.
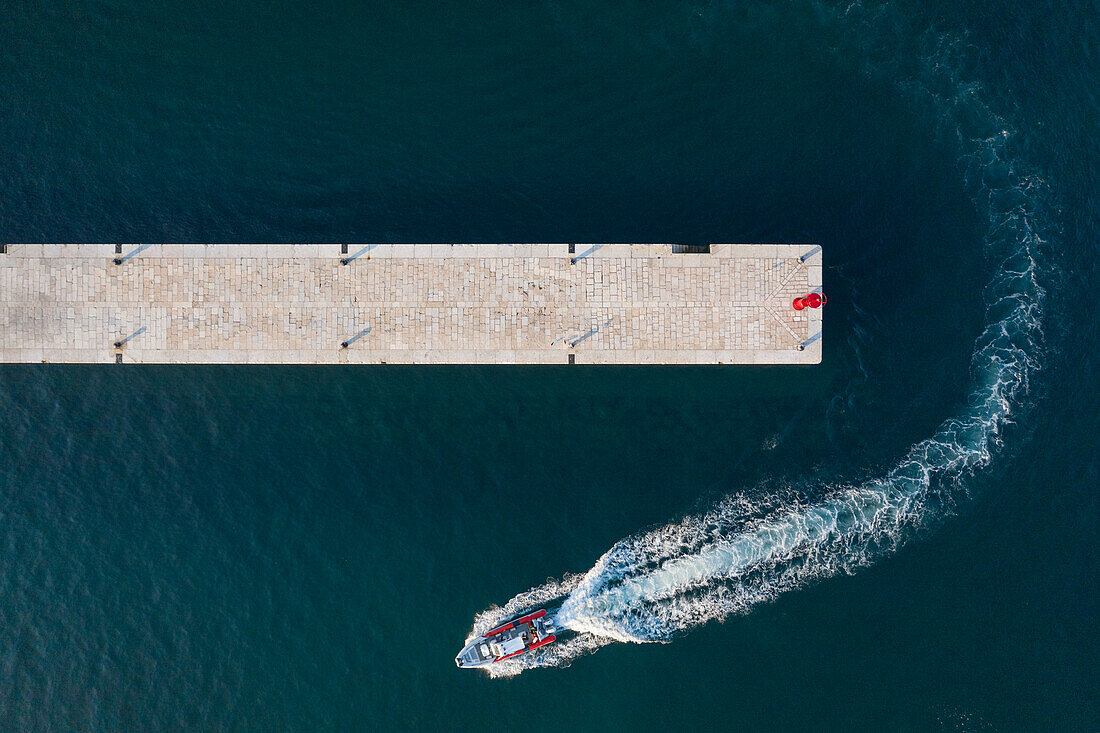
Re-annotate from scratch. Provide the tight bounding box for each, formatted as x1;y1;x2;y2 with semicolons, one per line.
472;2;1054;677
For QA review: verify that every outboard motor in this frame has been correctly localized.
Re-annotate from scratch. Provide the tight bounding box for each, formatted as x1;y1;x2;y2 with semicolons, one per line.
541;616;557;636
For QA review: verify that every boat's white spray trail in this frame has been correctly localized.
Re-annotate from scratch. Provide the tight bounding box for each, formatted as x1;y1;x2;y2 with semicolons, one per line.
471;1;1054;677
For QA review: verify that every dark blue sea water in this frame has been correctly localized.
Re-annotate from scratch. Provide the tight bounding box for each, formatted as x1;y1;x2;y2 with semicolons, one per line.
1;1;1097;730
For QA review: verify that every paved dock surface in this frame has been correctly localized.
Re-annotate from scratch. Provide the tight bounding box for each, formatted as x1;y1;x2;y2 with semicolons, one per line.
0;244;822;364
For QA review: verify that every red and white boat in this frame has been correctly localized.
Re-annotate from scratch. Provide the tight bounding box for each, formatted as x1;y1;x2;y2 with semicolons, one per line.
455;610;557;668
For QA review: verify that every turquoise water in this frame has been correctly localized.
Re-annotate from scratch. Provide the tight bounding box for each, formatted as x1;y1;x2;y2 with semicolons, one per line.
1;1;1097;730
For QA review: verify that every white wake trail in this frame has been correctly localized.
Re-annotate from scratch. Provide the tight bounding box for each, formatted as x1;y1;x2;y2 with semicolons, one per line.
471;1;1054;677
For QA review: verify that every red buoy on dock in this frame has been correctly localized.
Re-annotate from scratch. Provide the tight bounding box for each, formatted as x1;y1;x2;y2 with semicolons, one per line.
793;293;827;310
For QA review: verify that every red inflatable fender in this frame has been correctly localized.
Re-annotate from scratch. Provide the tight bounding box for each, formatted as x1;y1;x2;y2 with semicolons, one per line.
529;634;557;650
483;622;513;637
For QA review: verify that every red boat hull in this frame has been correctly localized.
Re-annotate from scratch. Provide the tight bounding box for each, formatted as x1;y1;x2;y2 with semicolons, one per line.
457;608;558;668
483;621;514;637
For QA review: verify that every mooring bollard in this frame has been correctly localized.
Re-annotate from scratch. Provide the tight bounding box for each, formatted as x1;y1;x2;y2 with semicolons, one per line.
340;245;373;266
341;326;371;349
798;245;822;263
113;243;152;266
113;326;146;348
798;331;823;352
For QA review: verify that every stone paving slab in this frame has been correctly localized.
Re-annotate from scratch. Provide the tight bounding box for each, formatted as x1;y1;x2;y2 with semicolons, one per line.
0;244;823;364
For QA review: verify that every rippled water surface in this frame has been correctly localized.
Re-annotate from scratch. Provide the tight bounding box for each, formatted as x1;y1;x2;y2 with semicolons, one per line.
1;1;1097;730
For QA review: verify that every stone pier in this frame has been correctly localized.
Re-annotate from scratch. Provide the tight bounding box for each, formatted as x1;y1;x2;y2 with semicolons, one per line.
0;244;823;364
